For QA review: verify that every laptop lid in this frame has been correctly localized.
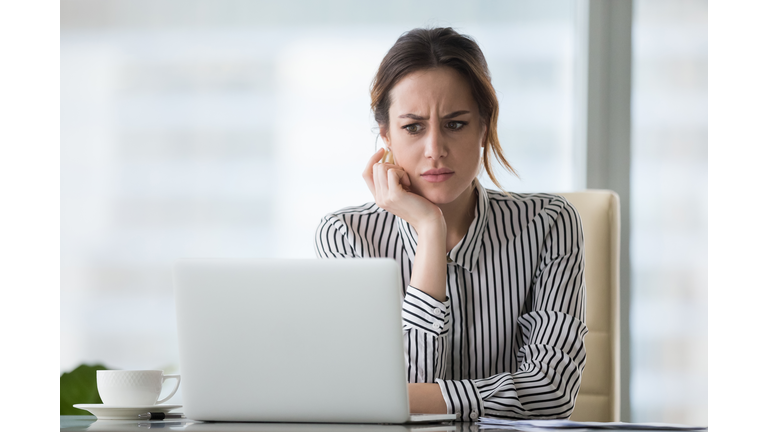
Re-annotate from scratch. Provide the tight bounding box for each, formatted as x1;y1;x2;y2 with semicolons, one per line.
174;258;411;423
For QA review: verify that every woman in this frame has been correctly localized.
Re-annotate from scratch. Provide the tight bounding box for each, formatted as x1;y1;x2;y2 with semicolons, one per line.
315;27;587;421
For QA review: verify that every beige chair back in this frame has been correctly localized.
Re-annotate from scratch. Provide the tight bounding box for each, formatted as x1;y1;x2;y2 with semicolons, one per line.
558;190;621;422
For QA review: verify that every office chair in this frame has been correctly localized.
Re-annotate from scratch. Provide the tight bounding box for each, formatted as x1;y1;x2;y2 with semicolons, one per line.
559;190;621;422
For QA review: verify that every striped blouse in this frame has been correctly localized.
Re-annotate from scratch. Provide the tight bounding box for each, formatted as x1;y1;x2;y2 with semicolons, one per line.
314;182;588;421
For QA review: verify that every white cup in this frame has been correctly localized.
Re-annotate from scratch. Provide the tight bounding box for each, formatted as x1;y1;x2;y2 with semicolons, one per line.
97;370;181;406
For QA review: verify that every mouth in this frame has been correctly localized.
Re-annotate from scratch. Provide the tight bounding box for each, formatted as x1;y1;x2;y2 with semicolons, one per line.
421;168;455;183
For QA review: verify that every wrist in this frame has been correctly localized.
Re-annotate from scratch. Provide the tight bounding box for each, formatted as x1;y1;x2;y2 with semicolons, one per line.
410;221;448;302
408;383;448;414
414;217;447;239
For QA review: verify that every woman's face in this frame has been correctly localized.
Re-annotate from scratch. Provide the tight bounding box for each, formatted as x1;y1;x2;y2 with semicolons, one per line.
381;67;486;205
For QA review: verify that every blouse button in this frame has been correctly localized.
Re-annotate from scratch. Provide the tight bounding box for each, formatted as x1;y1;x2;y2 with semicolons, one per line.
470;411;479;420
432;322;440;330
433;307;441;315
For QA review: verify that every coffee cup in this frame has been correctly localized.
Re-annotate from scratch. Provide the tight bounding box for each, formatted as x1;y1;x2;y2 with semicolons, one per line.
97;370;181;406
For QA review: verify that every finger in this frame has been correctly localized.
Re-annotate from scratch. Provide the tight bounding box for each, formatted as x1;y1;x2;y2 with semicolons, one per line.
363;148;386;194
375;163;389;200
377;162;400;171
365;148;386;173
384;165;409;187
363;168;375;196
381;164;410;193
378;163;404;188
400;171;412;189
387;167;404;194
378;163;405;176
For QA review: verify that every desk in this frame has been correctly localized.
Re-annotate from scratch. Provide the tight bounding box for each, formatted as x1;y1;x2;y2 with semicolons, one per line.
61;416;459;431
61;416;704;432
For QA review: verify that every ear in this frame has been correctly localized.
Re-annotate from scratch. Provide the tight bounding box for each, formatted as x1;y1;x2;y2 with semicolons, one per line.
379;125;391;148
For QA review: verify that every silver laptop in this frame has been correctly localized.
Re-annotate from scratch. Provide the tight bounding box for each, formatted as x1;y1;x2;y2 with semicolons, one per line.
174;258;456;424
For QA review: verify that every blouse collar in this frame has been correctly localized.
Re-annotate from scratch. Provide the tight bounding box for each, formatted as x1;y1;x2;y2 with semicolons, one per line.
397;181;490;273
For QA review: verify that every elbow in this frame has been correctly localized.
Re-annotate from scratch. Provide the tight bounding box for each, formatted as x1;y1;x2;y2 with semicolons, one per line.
517;364;582;419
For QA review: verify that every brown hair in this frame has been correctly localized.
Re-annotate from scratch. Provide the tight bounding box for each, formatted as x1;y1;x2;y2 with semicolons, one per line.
370;27;517;190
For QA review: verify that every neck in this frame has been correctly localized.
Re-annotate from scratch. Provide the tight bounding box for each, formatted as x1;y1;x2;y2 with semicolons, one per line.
436;180;478;252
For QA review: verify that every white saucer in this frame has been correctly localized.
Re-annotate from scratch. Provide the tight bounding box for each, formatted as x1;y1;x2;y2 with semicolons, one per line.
73;404;182;420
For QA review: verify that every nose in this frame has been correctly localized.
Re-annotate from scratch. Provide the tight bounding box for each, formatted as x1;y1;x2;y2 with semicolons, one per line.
423;124;447;160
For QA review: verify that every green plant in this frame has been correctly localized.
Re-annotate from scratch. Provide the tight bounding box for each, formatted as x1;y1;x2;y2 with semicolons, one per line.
60;364;108;415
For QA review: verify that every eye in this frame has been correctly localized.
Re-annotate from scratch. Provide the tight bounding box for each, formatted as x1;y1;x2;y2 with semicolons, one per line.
402;123;423;134
446;121;467;131
445;120;467;131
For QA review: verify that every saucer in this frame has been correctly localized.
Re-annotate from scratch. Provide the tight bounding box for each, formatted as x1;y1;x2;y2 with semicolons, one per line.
73;404;182;420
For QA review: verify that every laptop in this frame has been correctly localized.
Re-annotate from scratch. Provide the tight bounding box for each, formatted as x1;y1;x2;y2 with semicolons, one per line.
174;258;456;424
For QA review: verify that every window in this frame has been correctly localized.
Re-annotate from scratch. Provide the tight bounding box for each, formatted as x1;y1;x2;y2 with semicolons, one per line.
61;2;708;423
630;0;707;425
61;0;578;405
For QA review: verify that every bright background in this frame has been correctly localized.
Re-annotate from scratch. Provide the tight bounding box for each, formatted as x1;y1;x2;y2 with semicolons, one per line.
59;0;707;425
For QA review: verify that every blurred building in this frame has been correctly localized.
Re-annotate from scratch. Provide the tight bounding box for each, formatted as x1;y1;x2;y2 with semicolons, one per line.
60;0;707;424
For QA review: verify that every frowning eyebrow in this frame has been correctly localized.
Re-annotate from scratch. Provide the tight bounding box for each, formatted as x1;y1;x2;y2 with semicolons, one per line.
398;110;471;120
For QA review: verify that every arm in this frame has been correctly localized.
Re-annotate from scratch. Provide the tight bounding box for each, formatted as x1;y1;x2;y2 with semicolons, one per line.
409;223;448;301
363;148;448;300
436;198;588;420
361;149;453;411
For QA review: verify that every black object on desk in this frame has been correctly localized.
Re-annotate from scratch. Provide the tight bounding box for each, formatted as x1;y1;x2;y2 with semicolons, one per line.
137;421;186;429
138;412;186;420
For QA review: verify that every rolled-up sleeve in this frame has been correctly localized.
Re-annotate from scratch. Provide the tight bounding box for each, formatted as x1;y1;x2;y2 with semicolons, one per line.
402;286;451;382
402;286;451;337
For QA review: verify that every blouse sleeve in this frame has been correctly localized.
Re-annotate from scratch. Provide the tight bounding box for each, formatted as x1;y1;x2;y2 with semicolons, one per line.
401;285;451;383
436;198;588;421
315;214;360;259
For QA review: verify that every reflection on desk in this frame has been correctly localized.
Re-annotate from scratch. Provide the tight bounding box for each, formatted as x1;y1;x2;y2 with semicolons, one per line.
60;416;703;432
60;416;459;432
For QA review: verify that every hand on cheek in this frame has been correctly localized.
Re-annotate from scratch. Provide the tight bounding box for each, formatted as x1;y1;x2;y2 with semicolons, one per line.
362;148;444;234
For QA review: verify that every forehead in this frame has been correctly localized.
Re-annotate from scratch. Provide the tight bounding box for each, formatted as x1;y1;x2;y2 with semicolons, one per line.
389;67;477;115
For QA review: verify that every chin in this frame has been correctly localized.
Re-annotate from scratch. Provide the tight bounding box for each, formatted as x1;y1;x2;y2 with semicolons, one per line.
416;183;467;205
